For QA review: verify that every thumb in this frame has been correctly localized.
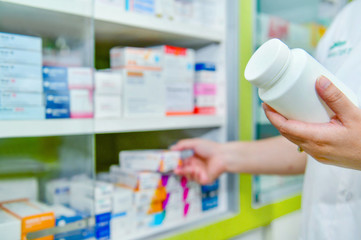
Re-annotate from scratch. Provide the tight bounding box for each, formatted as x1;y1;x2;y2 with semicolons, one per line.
316;76;357;121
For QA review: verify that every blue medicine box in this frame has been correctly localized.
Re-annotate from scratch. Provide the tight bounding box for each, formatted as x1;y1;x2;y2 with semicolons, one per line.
202;195;219;211
45;107;70;119
195;63;216;72
201;179;219;192
45;91;70;108
43;66;68;92
95;212;111;240
45;91;70;119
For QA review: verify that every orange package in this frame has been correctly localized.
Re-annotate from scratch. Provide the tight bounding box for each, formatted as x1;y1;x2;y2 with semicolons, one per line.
0;199;55;240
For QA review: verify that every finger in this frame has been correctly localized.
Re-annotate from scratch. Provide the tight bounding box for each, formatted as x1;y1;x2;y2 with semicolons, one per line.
263;103;322;140
199;171;210;185
170;138;200;151
316;76;358;122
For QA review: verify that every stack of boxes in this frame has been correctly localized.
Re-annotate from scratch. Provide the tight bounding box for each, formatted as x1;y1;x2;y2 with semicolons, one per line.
201;179;219;211
51;204;94;240
154;45;195;115
110;185;133;239
118;150;182;229
43;66;94;119
0;208;21;240
180;176;202;218
110;47;165;118
194;62;217;114
0;32;44;120
0;199;55;240
94;71;122;119
69;177;114;240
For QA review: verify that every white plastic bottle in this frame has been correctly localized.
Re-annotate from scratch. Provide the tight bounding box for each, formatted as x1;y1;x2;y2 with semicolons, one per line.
244;38;358;123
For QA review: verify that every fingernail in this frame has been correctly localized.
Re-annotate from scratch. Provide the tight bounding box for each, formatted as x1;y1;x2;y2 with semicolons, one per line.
318;76;331;90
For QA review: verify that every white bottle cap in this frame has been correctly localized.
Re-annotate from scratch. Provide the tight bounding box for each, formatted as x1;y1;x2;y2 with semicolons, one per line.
244;38;291;89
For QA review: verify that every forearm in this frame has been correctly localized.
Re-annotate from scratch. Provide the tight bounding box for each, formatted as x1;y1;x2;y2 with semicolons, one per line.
221;136;307;175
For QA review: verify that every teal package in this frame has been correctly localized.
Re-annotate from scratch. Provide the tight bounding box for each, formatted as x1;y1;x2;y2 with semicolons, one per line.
150;211;166;226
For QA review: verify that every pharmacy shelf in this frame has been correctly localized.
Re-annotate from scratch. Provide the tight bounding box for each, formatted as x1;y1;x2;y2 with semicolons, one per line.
127;208;231;240
0;119;94;138
94;2;225;47
0;116;224;138
1;0;92;17
2;0;224;48
95;115;225;134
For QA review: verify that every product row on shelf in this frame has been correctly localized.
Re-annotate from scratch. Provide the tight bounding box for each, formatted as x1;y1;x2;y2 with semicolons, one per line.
0;31;219;121
0;149;222;240
97;0;225;30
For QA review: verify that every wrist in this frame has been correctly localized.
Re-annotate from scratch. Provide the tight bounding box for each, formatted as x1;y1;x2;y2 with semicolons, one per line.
217;142;237;173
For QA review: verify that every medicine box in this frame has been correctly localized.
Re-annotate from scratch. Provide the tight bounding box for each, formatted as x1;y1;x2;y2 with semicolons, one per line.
94;94;121;119
119;150;182;173
201;179;219;211
45;179;70;205
95;71;122;94
42;66;93;91
0;91;43;107
0;199;55;240
111;211;134;239
110;47;162;70
111;186;134;238
70;180;113;200
45;91;70;119
70;89;94;119
122;70;165;118
45;107;70;119
0;208;21;240
0;178;38;202
134;187;167;206
110;166;161;190
0;63;42;79
165;81;194;115
194;63;217;115
0;106;45;120
153;45;195;115
0;32;42;52
125;0;157;15
0;77;43;93
45;92;70;108
112;186;133;214
154;45;194;82
0;48;42;65
194;82;217;114
195;62;217;83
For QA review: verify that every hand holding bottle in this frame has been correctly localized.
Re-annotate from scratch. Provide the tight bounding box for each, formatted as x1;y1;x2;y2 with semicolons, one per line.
264;76;361;170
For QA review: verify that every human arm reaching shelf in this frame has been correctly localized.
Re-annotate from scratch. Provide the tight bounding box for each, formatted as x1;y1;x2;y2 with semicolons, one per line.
171;136;306;185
